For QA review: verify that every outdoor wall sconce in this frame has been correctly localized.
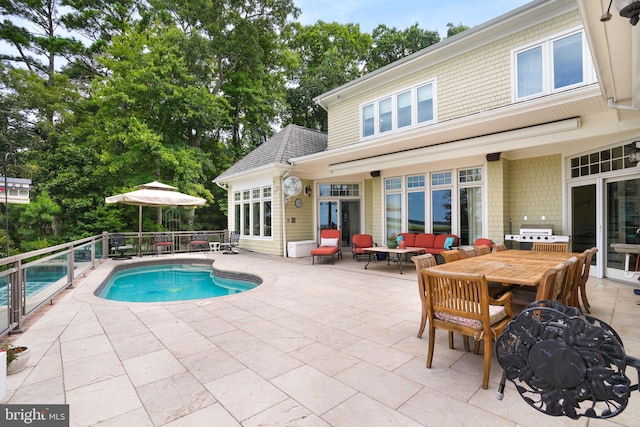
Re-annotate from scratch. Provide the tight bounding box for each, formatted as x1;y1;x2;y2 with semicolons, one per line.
304;185;312;197
602;0;640;25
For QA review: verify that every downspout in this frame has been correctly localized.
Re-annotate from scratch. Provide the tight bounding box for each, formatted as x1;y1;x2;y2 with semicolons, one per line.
282;168;293;257
607;98;640;111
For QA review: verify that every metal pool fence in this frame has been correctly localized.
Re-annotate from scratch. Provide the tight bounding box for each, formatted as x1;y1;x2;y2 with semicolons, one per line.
0;230;228;337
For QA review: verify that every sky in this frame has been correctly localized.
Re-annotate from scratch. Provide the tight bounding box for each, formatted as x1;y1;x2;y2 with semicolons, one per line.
294;0;533;37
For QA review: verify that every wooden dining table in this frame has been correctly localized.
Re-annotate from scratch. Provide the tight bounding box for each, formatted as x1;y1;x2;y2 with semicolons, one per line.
426;250;581;299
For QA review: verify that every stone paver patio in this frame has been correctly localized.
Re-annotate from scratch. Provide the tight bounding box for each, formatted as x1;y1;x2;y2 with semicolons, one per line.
2;251;639;426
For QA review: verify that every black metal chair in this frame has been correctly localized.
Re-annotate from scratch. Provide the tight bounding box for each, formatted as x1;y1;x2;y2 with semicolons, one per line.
220;231;240;254
496;300;640;420
109;233;132;259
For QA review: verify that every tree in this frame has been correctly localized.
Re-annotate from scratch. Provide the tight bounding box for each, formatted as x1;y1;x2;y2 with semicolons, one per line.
366;24;440;72
41;23;222;238
15;191;62;252
149;0;298;157
60;0;147;80
446;22;470;38
0;0;84;82
282;21;371;131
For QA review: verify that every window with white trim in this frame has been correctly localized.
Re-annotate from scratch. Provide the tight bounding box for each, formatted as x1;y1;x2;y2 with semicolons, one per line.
384;168;484;243
361;81;436;139
431;172;452;235
458;168;483;245
385;178;402;238
513;28;596;101
407;175;426;233
233;186;272;237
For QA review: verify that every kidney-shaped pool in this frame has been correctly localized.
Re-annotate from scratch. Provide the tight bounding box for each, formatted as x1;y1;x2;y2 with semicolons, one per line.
95;259;261;302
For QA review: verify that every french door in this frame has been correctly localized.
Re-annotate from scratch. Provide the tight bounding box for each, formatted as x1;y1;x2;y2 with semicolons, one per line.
318;200;361;249
570;175;640;282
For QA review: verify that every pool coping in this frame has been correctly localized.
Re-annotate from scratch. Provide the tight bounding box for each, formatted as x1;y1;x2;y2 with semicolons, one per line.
73;254;274;307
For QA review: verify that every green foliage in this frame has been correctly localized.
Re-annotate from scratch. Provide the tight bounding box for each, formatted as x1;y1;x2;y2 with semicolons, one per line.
16;192;62;252
446;22;471;38
281;21;371;131
0;0;465;253
366;24;440;72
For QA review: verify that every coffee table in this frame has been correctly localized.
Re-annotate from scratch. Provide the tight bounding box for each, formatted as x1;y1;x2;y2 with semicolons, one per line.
363;246;426;274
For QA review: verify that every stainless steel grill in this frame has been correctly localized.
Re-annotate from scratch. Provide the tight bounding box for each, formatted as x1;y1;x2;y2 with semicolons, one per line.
505;226;570;249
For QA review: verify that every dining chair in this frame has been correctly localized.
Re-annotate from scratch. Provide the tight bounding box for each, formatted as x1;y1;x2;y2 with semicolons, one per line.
493;243;508;252
441;249;463;263
458;247;477;258
577;247;598;313
411;253;437;339
421;269;513;389
509;265;561;309
558;254;585;308
532;242;569;252
475;245;492;255
533;268;560;301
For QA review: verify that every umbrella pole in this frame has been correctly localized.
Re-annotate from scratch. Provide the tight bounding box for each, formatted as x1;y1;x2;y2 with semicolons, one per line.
138;205;142;257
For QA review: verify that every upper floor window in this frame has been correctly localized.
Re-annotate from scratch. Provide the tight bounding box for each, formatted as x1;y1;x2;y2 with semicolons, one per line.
361;81;435;139
513;28;595;101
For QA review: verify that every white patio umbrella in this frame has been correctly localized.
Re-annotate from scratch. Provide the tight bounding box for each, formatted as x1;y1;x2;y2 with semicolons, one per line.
105;181;207;255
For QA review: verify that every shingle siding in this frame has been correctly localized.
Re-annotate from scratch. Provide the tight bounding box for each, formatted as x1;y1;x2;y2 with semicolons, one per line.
326;10;582;150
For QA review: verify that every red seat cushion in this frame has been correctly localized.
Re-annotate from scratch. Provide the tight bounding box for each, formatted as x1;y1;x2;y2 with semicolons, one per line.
352;234;373;248
474;238;493;247
310;246;339;255
415;234;435;248
399;233;416;246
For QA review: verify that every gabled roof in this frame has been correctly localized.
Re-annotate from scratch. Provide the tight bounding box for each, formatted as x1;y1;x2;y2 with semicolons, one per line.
213;124;327;182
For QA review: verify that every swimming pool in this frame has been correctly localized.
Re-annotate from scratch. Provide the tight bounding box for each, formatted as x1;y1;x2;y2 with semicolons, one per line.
96;260;261;302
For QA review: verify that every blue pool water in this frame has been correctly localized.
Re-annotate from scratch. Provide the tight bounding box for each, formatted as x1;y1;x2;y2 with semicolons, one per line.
97;263;258;302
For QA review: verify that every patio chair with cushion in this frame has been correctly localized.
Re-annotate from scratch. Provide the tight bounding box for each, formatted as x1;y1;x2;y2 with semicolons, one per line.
109;233;133;259
154;233;174;255
310;229;342;265
189;233;208;252
422;269;513;389
413;253;474;350
352;234;375;262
